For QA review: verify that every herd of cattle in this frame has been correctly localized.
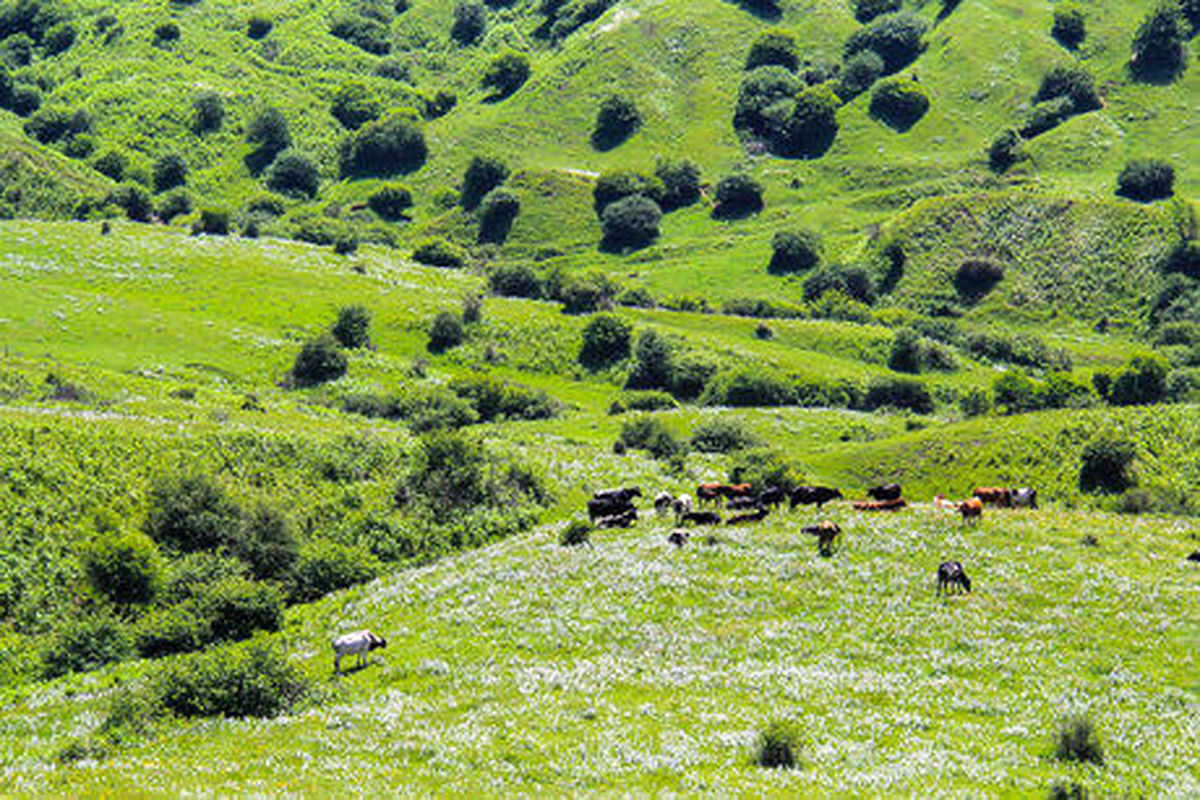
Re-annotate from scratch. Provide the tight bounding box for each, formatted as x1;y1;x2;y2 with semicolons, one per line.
583;481;1042;592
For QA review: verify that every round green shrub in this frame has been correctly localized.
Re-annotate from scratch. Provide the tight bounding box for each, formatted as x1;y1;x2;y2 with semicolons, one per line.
428;311;465;353
578;313;632;370
770;83;840;157
196;578;284;643
156;189;192;222
843;11;927;74
246;107;291;160
155;637;308;719
192;90;224;133
1034;64;1101;112
869;78;930;131
42;21;75;55
769;229;821;274
265;150;320;199
247;15;272;40
954;259;1005;301
412;237;466;268
144;473;241;553
340;113;427;177
591;94;642;151
329;14;390;55
106;183;152;222
42;614;132;678
626;329;674;390
559;520;592;547
461;155;509;210
291;334;349;386
451;0;487;45
654;159;701;210
836;50;884;101
734;66;801;137
754;720;802;769
288;541;380;603
482;51;530;99
593;170;665;215
192;208;230;236
691;417;759;453
745;32;799;71
863;376;934;413
1052;5;1086;49
987;129;1024;173
368;184;413;220
601;194;661;250
1131;2;1187;82
81;530;162;606
1079;436;1136;493
478;188;521;244
1116;159;1175;202
488;263;542;298
332;304;372;349
331;82;382;130
853;0;901;24
153;22;180;46
1054;715;1104;765
712;173;764;219
232;503;299;581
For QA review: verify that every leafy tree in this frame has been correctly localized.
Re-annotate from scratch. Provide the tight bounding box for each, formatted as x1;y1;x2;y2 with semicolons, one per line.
192;91;224;133
489;263;541;298
987;129;1024;173
1034;64;1101;112
246;15;272;40
42;615;131;678
81;530;162;606
559;271;618;314
368;184;413;220
768;229;821;274
869;78;930;131
712;173;764;219
1131;1;1187;82
654;159;701;210
578;313;632;369
288;542;379;603
954;258;1005;301
156;189;192;222
593;170;665;214
428;311;465;353
601;194;661;250
329;14;390;54
291;334;348;386
107;183;153;222
152;153;187;193
41;19;73;54
407;429;487;520
591;94;642;150
332;305;372;349
1108;356;1168;405
482;51;530;99
412;237;465;267
853;0;901;24
451;0;487;45
745;32;798;71
340;113;427;177
331;82;382;130
265;150;320;198
768;83;840;157
1116;159;1175;201
192;208;230;236
461;155;509;210
625;329;674;390
231;504;298;581
734;66;801;137
843;11;927;74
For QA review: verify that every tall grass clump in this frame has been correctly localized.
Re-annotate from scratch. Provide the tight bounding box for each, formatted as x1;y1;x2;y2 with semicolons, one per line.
753;719;803;768
1053;714;1105;765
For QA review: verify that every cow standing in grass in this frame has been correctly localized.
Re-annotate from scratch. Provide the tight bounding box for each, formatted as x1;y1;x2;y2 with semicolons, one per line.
936;562;972;596
332;630;387;674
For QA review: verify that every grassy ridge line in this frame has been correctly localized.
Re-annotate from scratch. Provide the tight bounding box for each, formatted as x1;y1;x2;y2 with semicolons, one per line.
1;507;1195;795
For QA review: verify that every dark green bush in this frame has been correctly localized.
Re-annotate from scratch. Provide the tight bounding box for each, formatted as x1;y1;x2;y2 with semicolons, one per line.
291;334;349;386
1034;64;1101;112
145;473;241;554
853;0;901;24
843;11;927;74
578;313;632;369
451;0;487;45
654;159;701;211
478;188;521;244
1052;4;1086;49
428;311;465;353
232;504;299;581
1131;1;1187;82
153;21;180;46
155;637;308;718
702;368;794;407
330;13;390;54
965;329;1069;370
1116;159;1175;202
412;237;466;268
155;189;190;223
368;184;413;220
691;417;759;453
601;194;661;250
195;578;283;643
331;82;382;130
1162;240;1200;279
333;230;359;256
734;66;800;138
712;173;764;219
617;414;684;459
246;107;291;160
559;520;591;547
1108;355;1168;405
835;49;884;101
954;258;1005;302
560;271;618;314
754;719;802;769
745;31;798;71
482;51;530;99
407;429;488;519
24;106;89;143
339;113;427;177
41;20;74;54
668;352;720;400
863;376;934;413
803;265;875;304
625;329;674;391
869;78;929;131
401;384;477;433
265;150;319;199
192;208;231;236
449;374;560;422
7;83;39;115
107;181;154;222
593;170;665;215
1079;436;1136;493
461;155;509;210
769;229;821;274
489;263;542;298
332;305;371;349
1054;714;1105;765
42;614;131;678
423;89;457;119
134;604;210;658
81;530;162;606
288;541;380;603
730;448;800;493
608;390;677;414
152;153;187;193
987;129;1025;173
769;83;840;157
247;15;272;39
591;93;642;150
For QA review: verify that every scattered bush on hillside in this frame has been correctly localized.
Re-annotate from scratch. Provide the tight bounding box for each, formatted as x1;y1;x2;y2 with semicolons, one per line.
888;328;957;373
451;0;487;45
591;93;642;151
42;20;74;55
24;106;89;143
1116;159;1175;202
461;155;509;210
423;89;457;119
869;78;929;131
593;170;665;215
332;305;372;349
401;384;478;433
154;637;308;719
578;313;632;370
560;271;618;314
42;614;132;678
246;107;291;169
1108;355;1168;405
835;50;884;101
559;520;591;547
803;265;875;304
669;352;720;401
427;311;465;353
449;374;560;422
331;82;382;130
291;334;349;386
843;11;927;74
81;529;162;607
330;13;390;55
691;417;759;453
853;0;901;24
863;376;934;413
247;15;272;39
769;229;821;274
723;297;804;319
754;720;802;769
655;159;701;210
712;173;764;219
1149;274;1200;326
601;194;662;251
1079;436;1136;493
196;577;284;643
106;183;152;222
1052;4;1086;49
608;390;677;414
1034;64;1102;113
1162;240;1200;280
735;66;801;139
340;113;427;177
959;386;991;417
770;83;840;158
625;329;675;391
617;415;686;460
987;129;1025;173
482;51;530;100
156;189;191;223
542;0;619;41
488;263;542;298
7;83;39;115
730;448;801;493
368;184;413;220
412;236;466;267
406;428;545;521
191;91;224;133
192;208;230;236
702;367;794;407
745;31;799;71
144;473;241;555
288;541;379;603
265;150;320;199
1131;1;1188;82
954;258;1005;302
965;329;1070;371
1054;714;1105;765
231;504;299;582
153;22;180;47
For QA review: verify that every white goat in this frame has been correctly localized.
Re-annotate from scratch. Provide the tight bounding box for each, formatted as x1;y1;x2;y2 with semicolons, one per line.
332;629;388;674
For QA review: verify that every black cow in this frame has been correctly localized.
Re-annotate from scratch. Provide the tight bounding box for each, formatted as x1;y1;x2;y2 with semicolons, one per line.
726;507;769;525
682;510;722;526
789;486;843;509
667;530;690;548
1187;551;1200;563
936;561;972;596
588;496;634;523
596;508;637;529
727;495;760;511
758;486;785;508
593;487;642;503
867;483;902;501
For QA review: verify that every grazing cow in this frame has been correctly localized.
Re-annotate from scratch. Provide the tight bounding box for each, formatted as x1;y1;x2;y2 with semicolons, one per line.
682;510;722;526
727;483;755;499
958;497;983;524
726;507;770;525
672;494;693;523
1012;487;1038;509
596;508;637;529
758;486;785;508
802;521;842;557
1186;551;1200;563
332;630;388;674
867;483;902;501
936;561;972;596
789;486;843;509
972;487;1013;508
853;498;907;512
593;487;642;503
696;483;726;508
588;496;634;523
667;530;690;548
727;494;761;511
654;492;674;517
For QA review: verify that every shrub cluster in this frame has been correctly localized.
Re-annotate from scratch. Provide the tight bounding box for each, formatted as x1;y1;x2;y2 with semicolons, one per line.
1116;159;1175;202
769;229;821;274
691;417;759;453
578;313;632;370
869;78;929;131
340;114;427;177
843;11;927;74
482;51;530;100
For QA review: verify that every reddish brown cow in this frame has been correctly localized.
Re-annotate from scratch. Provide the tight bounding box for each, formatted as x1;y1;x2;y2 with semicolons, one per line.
972;487;1012;508
853;498;908;512
697;483;725;508
958;497;983;524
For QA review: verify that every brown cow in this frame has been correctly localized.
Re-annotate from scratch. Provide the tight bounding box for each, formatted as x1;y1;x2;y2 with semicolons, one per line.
958;497;983;524
802;521;842;557
972;487;1012;508
853;498;907;512
696;483;726;508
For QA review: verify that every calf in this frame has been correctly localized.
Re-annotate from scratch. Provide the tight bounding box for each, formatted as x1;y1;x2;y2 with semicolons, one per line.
972;487;1012;508
596;508;637;528
1012;487;1038;509
726;507;769;525
867;483;902;501
667;530;690;548
654;491;674;517
672;494;693;524
789;486;842;509
853;498;907;512
802;521;842;557
958;497;983;525
682;510;722;526
936;561;972;596
696;483;725;508
332;629;387;674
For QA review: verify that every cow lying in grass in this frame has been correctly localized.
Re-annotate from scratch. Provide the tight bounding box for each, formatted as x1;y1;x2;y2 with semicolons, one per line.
936;561;972;596
853;498;907;512
333;630;387;674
